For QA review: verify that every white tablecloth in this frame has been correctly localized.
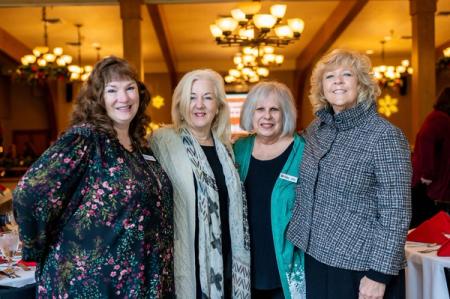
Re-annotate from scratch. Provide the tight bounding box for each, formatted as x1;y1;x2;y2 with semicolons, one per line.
0;265;35;288
406;241;450;299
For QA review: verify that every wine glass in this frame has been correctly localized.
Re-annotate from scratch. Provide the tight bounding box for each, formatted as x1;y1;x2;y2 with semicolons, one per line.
0;231;19;274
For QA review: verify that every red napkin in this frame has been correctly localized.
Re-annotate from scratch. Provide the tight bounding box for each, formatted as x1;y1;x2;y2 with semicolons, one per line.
16;260;37;267
407;211;450;244
0;256;7;264
438;239;450;256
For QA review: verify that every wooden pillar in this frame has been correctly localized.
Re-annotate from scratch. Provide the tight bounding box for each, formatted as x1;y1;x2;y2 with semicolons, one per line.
410;0;436;143
119;0;143;80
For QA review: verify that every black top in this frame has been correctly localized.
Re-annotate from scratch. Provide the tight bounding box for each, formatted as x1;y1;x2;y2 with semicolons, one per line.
245;142;293;290
195;145;231;298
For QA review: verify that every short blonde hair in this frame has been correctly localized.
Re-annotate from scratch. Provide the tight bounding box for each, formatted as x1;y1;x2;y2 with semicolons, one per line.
309;49;380;113
240;81;297;136
171;69;231;144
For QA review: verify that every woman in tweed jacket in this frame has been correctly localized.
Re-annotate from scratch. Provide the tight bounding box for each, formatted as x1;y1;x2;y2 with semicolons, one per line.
287;49;411;299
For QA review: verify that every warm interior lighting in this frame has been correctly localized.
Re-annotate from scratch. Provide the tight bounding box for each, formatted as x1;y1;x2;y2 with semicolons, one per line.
270;4;287;19
275;25;293;38
216;17;238;34
372;40;411;94
443;47;450;57
67;24;94;82
238;1;261;16
16;7;72;82
253;14;277;30
212;2;303;85
288;18;305;35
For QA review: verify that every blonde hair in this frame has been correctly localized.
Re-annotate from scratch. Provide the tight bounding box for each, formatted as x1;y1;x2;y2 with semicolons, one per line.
171;69;231;144
309;49;380;113
240;81;297;136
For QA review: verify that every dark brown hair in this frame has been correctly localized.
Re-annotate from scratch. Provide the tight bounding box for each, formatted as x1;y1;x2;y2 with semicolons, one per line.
71;56;151;146
435;87;450;116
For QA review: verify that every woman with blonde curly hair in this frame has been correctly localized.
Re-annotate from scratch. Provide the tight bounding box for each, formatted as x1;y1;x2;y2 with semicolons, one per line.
150;69;251;298
288;49;411;299
14;56;174;298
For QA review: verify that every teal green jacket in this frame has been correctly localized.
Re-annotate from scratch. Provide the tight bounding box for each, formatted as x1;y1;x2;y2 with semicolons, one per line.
233;134;306;299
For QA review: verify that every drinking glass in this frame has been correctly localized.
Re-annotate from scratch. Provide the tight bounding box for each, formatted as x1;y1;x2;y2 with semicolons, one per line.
0;231;19;271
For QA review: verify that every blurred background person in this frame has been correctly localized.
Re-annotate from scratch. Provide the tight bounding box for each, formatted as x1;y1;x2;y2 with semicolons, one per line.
233;81;306;299
410;87;450;227
13;56;174;298
150;69;250;298
288;49;411;299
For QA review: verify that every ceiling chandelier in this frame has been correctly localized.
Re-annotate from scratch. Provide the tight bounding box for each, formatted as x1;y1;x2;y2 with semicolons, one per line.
16;7;73;82
210;1;304;84
67;24;93;82
372;40;412;93
225;45;284;84
210;2;304;48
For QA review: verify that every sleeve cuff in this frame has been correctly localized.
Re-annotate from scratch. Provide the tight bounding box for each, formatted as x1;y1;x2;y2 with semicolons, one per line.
366;270;394;285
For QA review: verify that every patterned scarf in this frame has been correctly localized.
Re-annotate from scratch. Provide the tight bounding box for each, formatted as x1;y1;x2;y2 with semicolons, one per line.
180;128;251;299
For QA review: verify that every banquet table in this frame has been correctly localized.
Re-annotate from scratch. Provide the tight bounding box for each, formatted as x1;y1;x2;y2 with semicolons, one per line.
405;241;450;299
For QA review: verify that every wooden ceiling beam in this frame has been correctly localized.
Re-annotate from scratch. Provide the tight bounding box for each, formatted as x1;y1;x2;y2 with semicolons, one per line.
294;0;368;128
146;4;177;90
295;0;368;74
0;27;30;63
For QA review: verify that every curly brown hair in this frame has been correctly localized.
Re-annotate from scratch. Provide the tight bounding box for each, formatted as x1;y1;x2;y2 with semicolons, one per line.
71;56;151;146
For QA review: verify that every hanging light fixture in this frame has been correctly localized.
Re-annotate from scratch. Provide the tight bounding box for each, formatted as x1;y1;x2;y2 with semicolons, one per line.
16;7;73;82
225;45;284;84
67;24;93;82
372;40;412;93
210;2;304;48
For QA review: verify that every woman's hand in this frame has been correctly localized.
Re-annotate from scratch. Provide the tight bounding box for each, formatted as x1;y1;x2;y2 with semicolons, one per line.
358;276;386;299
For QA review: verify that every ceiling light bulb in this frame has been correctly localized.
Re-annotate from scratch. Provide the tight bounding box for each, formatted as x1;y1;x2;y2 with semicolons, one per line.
216;17;238;33
243;47;253;55
444;47;450;57
225;75;236;83
210;24;223;38
43;53;56;62
62;55;73;64
53;47;63;56
37;58;47;67
238;1;261;16
270;4;286;19
263;53;276;63
396;66;406;73
23;55;36;65
253;14;277;30
275;25;293;38
56;57;65;66
81;73;90;81
233;54;242;65
229;69;241;77
84;65;93;73
231;8;246;22
70;72;80;80
264;46;274;54
68;65;82;74
288;18;305;34
275;54;284;65
257;67;269;77
401;59;410;67
238;28;254;39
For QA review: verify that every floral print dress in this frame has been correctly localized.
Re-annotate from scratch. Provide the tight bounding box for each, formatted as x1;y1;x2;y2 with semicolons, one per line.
13;124;174;298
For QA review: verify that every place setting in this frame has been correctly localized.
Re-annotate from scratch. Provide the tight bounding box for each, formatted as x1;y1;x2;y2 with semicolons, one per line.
0;212;35;289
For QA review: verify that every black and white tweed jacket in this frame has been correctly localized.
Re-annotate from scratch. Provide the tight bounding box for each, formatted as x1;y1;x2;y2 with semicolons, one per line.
287;102;411;275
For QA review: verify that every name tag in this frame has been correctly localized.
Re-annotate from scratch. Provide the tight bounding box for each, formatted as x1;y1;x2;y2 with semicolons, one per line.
142;154;156;162
279;173;298;183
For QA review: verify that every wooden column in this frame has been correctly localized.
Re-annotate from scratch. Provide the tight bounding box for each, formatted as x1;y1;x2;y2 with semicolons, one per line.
410;0;436;143
119;0;143;80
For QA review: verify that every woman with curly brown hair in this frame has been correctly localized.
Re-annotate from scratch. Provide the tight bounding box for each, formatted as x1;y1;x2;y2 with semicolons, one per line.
13;56;175;298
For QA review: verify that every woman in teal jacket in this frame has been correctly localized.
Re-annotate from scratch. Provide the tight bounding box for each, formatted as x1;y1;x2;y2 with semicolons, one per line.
233;81;306;299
